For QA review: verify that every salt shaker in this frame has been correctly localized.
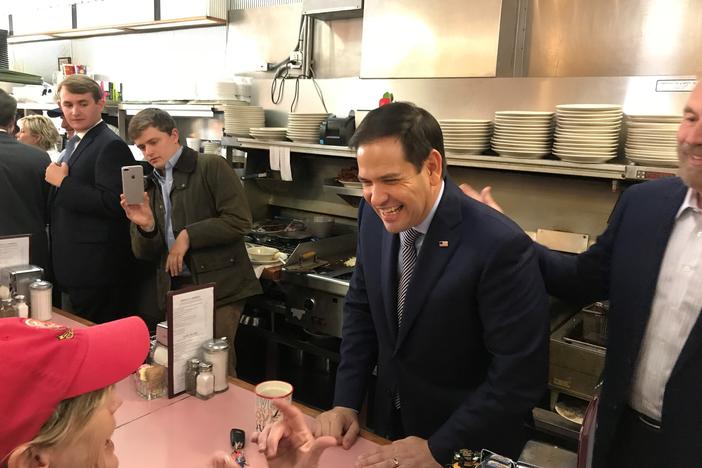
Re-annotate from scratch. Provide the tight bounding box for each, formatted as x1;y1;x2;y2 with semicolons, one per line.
13;295;29;318
185;358;201;396
196;361;214;400
29;281;52;321
202;337;230;393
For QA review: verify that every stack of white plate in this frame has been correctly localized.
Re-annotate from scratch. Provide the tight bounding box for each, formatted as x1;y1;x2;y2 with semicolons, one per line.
286;113;329;144
202;141;221;155
223;104;265;136
249;127;288;142
553;104;623;163
491;111;554;159
215;81;251;101
439;119;492;156
624;115;681;167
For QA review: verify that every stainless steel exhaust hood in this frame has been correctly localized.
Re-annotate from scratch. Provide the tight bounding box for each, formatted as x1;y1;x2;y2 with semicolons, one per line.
360;0;523;79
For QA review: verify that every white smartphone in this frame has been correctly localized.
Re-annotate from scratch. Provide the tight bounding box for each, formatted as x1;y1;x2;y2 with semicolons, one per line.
121;165;144;205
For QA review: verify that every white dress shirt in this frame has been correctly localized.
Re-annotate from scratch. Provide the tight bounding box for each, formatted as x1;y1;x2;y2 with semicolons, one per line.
629;188;702;421
397;181;445;275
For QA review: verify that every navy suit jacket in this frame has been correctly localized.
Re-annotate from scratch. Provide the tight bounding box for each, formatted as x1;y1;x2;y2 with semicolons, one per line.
0;134;51;271
49;122;136;288
334;179;549;464
537;177;702;467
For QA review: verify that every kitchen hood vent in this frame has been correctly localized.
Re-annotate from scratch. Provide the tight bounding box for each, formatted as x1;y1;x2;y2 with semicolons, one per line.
302;0;363;21
360;0;522;79
231;0;301;8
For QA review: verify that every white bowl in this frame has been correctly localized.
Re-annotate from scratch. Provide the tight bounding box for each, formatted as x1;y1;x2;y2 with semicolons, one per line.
247;246;283;263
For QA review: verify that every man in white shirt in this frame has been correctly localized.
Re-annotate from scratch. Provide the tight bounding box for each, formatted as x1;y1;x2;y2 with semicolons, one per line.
463;82;702;468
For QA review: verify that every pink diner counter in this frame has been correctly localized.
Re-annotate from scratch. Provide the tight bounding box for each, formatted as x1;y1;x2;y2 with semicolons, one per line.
51;309;388;468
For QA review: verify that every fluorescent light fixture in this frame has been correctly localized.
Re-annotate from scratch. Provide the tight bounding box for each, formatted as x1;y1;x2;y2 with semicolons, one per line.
53;28;126;38
126;18;223;30
7;34;54;43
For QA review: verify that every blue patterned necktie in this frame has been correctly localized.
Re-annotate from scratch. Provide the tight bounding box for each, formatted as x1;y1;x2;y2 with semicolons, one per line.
59;135;80;164
394;227;421;410
397;228;421;327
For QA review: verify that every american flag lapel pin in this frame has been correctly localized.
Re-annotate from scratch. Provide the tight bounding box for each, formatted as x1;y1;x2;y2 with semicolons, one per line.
439;240;449;248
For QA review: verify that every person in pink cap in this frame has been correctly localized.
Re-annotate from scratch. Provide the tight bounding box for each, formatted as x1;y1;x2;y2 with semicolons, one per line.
0;316;335;468
0;316;150;468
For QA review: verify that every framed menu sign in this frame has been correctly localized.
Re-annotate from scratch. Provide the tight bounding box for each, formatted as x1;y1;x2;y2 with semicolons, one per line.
0;234;30;269
166;283;215;398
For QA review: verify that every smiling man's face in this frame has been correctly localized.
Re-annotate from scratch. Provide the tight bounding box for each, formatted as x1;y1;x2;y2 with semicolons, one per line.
357;136;443;233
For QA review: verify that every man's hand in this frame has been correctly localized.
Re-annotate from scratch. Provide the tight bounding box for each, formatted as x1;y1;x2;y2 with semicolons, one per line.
253;399;337;468
355;436;441;468
313;406;360;449
120;192;156;231
459;183;503;213
45;162;69;187
166;229;190;276
208;451;239;468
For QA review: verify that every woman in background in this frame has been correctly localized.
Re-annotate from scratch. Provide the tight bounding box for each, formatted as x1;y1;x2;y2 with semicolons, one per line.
16;114;61;161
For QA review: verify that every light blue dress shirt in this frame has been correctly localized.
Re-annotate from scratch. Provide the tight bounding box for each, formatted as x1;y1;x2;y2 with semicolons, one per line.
152;146;190;276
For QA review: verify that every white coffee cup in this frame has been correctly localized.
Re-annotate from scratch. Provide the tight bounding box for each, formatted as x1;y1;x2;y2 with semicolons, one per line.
254;380;293;431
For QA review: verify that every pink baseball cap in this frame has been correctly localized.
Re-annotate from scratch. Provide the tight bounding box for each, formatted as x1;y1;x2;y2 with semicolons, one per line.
0;316;149;463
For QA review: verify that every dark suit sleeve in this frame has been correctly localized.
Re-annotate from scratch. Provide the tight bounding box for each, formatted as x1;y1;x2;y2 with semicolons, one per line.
428;232;549;460
333;202;379;410
54;139;134;219
536;188;629;304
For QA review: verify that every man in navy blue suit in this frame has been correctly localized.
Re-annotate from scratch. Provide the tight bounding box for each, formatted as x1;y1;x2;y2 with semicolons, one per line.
45;75;137;323
463;83;702;468
314;102;549;467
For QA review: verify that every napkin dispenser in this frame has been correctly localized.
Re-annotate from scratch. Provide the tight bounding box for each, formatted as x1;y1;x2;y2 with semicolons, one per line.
320;114;355;146
0;264;44;298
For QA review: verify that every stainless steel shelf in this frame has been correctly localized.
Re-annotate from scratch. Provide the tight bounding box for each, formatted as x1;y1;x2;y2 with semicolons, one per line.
226;138;678;181
323;184;363;197
446;153;628;180
17;101;120;116
224;137;355;158
119;102;214;117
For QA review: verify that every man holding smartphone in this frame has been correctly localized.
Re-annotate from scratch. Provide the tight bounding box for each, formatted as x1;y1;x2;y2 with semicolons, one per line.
120;108;261;377
46;75;137;323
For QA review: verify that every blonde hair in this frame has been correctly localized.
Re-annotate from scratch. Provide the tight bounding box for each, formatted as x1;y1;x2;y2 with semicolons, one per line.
17;115;60;151
18;386;111;461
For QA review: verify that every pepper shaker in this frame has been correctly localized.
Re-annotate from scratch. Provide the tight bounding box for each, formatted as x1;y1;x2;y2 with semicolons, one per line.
185;358;201;396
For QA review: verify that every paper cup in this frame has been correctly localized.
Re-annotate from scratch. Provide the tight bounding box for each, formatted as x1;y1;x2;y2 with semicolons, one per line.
255;380;293;431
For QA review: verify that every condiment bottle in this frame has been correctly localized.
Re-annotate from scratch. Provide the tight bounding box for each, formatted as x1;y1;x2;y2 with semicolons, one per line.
196;362;214;400
13;295;28;318
185;358;201;396
202;337;229;393
29;281;52;321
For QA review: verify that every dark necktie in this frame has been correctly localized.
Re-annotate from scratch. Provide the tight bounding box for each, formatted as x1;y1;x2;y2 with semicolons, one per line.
394;227;420;410
397;228;421;327
59;135;80;164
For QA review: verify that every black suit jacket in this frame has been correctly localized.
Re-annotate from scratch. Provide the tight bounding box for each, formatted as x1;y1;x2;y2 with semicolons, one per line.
334;179;549;464
537;177;702;467
0;133;51;271
49;122;136;287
